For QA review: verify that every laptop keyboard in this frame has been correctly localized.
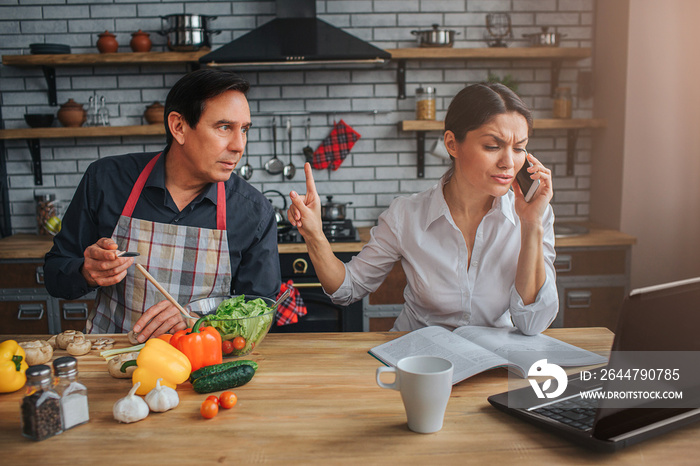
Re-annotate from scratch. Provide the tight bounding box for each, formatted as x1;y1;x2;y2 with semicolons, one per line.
531;395;600;431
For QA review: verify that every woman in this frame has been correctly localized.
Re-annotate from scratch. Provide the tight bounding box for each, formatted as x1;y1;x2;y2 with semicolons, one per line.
288;83;558;334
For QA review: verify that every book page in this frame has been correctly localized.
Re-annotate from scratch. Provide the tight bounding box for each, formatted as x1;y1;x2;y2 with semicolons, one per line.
453;326;608;376
369;326;510;384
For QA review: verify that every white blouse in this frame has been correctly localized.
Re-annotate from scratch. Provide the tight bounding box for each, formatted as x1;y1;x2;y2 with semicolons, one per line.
328;178;559;334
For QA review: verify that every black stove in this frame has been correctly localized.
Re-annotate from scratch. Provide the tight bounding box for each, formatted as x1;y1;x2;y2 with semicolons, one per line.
278;219;361;244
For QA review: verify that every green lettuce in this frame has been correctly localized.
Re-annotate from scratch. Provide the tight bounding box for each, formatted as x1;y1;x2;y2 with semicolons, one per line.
205;295;274;355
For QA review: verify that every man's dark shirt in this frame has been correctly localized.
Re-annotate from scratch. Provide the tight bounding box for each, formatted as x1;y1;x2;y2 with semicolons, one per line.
44;151;281;301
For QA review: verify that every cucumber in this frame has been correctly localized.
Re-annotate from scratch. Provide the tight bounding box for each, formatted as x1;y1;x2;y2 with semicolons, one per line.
189;359;258;383
192;364;257;394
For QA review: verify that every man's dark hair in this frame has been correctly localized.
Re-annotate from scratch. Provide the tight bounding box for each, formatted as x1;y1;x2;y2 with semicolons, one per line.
164;69;250;147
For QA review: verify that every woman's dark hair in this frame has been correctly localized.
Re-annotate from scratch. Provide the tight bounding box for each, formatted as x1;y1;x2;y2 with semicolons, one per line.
164;69;250;147
444;83;533;142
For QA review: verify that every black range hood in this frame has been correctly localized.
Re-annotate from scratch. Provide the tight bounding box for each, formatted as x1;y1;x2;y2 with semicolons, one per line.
199;0;391;69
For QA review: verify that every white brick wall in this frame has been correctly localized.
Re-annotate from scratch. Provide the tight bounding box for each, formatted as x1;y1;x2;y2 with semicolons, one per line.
1;0;595;234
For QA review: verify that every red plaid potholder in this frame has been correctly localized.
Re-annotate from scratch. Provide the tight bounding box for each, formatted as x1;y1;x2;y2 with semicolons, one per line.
311;119;361;171
275;280;307;326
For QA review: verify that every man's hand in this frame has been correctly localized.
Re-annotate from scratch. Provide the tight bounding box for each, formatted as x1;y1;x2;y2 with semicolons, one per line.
132;300;188;342
80;238;134;287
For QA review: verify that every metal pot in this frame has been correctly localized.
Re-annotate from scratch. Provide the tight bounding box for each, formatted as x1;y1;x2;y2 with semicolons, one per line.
160;27;221;51
411;24;460;48
161;14;217;31
262;190;292;233
321;196;352;221
522;27;566;47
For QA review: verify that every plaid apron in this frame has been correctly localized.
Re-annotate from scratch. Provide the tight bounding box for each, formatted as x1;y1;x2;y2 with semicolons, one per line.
87;153;232;333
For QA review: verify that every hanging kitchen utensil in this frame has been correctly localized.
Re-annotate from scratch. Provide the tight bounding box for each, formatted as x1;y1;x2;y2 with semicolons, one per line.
283;118;296;180
239;145;253;180
311;119;361;171
264;117;284;175
303;117;314;163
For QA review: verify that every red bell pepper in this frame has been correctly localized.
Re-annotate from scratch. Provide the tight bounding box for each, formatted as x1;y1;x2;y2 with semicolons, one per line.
170;318;223;372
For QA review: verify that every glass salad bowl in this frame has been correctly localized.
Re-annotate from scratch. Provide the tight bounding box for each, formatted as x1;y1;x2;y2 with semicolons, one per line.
183;295;277;358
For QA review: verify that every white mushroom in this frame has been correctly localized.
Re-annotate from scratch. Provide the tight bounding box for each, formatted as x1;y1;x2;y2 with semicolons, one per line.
56;330;84;350
19;340;54;365
127;330;140;346
92;337;115;351
66;335;92;356
107;352;139;379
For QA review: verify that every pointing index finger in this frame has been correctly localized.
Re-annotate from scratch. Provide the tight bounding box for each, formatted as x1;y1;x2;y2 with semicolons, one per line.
304;162;318;199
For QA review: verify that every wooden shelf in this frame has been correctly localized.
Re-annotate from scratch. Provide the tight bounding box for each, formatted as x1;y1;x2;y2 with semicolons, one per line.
388;47;591;99
2;50;208;67
387;47;591;61
0;124;164;140
400;118;606;132
400;118;607;179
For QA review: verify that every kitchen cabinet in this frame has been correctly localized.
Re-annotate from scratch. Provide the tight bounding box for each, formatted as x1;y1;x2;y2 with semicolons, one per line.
0;259;92;334
364;225;636;332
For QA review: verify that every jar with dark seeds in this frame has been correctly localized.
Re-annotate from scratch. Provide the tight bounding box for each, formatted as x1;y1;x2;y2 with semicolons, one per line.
21;365;63;441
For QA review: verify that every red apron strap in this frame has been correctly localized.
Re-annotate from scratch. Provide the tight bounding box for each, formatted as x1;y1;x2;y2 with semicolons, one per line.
216;182;226;231
122;152;226;231
122;153;161;217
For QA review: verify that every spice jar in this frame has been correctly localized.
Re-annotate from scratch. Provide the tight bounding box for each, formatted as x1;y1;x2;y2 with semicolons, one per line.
21;365;63;441
552;86;572;119
416;86;436;120
53;357;90;430
35;193;58;236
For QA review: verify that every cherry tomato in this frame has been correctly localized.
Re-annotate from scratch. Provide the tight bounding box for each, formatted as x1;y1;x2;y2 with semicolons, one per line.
206;395;219;405
222;340;233;355
219;391;238;409
200;399;219;419
232;336;246;351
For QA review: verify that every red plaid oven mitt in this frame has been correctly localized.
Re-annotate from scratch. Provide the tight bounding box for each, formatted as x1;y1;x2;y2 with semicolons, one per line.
311;119;361;171
275;280;307;326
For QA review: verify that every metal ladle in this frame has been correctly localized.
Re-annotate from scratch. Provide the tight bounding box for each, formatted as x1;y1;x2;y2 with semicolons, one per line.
264;118;284;175
239;145;253;180
283;118;296;180
303;117;314;163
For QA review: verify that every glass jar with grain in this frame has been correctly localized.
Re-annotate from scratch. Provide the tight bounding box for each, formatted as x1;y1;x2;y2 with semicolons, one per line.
416;86;436;120
553;87;572;119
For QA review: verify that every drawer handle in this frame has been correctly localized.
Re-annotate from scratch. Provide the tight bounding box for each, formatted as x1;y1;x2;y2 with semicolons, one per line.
17;304;45;321
63;303;89;320
291;282;323;289
35;266;45;284
293;258;308;274
554;255;573;273
567;290;592;309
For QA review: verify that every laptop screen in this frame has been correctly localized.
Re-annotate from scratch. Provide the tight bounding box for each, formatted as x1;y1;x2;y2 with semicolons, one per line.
593;277;700;440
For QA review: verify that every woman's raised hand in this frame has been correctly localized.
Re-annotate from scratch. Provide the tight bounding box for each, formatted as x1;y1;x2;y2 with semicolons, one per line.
288;163;325;240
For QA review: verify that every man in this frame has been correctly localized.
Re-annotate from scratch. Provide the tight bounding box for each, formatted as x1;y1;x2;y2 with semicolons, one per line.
44;69;281;342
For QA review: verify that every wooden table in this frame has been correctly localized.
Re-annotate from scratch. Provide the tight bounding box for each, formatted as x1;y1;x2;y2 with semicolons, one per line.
1;329;697;464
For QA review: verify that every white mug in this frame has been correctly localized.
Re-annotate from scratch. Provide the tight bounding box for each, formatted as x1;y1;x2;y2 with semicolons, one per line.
376;355;454;434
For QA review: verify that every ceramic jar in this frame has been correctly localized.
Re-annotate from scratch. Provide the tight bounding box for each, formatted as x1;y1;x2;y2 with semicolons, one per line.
57;99;86;127
143;102;164;124
130;30;152;52
97;31;118;53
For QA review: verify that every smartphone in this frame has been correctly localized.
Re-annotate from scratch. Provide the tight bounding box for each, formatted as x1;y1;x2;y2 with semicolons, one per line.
515;157;540;202
118;251;140;257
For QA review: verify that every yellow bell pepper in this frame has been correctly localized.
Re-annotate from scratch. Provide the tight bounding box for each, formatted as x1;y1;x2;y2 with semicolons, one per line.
1;340;29;393
132;338;191;395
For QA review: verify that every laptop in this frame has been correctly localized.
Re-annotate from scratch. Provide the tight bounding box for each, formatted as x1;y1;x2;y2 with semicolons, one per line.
488;276;700;452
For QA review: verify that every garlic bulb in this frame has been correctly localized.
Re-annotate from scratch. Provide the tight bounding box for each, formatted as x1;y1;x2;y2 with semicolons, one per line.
113;382;149;423
145;378;179;412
